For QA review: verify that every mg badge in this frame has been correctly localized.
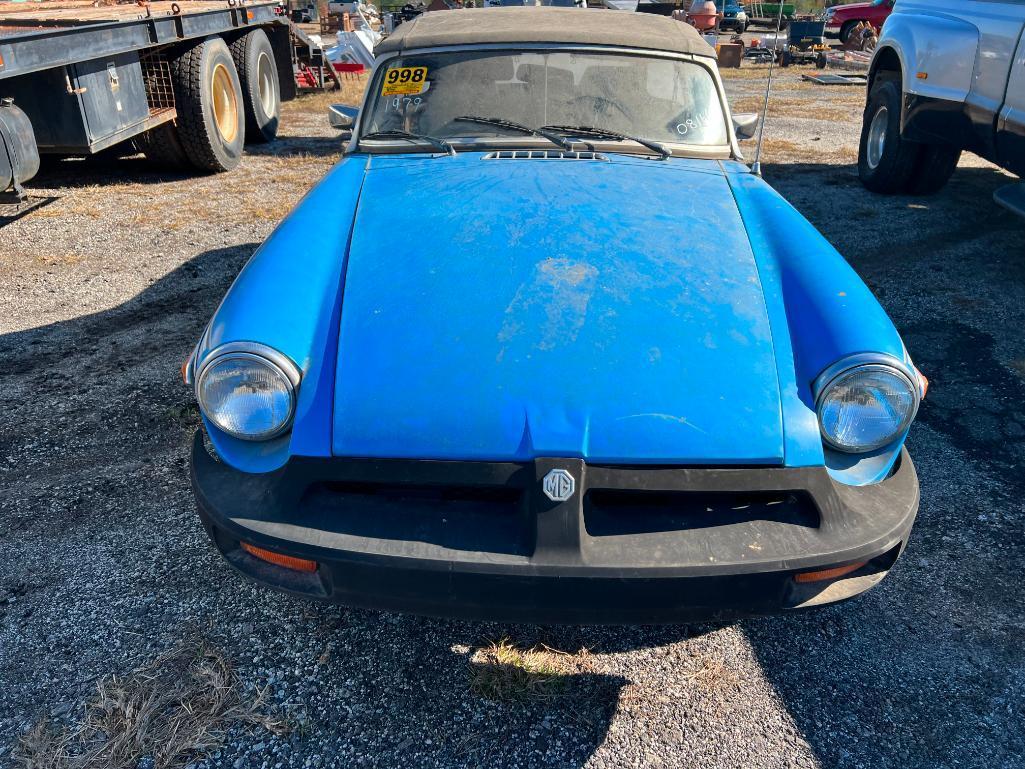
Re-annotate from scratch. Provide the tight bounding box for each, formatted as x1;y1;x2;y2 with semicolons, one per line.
542;469;575;502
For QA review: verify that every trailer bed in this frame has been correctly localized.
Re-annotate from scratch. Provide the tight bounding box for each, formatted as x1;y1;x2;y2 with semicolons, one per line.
0;0;282;79
0;1;244;28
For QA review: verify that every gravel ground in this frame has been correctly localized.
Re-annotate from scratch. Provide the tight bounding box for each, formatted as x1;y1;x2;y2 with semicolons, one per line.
2;68;1024;769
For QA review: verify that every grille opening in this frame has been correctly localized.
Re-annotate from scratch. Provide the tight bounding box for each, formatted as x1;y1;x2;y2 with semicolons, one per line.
300;482;529;556
483;150;608;161
584;490;819;537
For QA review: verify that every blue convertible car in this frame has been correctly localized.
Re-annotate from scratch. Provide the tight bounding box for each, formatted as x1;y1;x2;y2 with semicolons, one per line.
186;8;925;623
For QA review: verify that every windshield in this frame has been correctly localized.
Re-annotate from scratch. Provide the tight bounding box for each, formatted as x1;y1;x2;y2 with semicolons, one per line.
360;49;729;152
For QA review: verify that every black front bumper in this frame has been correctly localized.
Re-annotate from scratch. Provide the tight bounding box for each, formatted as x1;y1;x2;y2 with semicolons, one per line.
191;434;919;624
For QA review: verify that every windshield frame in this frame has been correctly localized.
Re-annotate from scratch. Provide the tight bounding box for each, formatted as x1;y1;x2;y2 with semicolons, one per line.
347;43;742;161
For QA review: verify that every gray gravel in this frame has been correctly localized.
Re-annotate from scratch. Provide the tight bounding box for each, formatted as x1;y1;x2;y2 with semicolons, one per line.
2;75;1025;769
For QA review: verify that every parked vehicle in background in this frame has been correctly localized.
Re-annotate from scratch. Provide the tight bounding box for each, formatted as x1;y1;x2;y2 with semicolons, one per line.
858;0;1025;215
718;1;749;32
188;7;926;624
822;0;894;44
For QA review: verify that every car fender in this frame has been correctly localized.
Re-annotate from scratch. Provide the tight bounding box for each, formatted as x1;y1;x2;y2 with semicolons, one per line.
877;10;979;103
194;156;368;473
723;163;915;485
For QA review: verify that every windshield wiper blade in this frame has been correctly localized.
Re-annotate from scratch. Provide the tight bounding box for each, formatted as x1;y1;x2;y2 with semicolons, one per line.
541;125;672;160
453;115;575;151
361;129;456;156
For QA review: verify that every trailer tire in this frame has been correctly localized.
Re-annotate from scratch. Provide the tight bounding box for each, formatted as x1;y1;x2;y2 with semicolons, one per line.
858;80;921;194
171;36;245;172
907;144;962;195
136;122;191;168
230;29;280;144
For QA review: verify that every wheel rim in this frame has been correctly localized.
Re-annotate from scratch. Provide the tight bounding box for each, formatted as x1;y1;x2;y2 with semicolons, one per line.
867;105;888;169
211;63;238;143
257;51;276;116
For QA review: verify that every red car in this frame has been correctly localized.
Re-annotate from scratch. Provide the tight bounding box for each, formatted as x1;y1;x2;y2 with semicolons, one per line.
822;0;894;43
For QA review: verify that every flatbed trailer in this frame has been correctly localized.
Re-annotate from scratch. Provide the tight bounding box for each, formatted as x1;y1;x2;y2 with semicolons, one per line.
0;0;334;216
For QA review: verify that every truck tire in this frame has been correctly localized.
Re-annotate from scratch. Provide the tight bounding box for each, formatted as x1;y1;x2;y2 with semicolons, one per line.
230;29;280;144
170;36;245;172
840;20;860;45
136;122;191;169
907;145;962;195
858;80;921;194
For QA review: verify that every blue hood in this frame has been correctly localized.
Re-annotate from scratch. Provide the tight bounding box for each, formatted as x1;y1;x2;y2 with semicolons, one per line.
332;154;783;464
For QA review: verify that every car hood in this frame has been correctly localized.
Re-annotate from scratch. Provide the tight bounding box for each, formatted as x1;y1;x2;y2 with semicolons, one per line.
332;153;783;464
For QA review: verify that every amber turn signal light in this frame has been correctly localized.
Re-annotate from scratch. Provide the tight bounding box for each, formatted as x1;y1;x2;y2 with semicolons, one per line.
241;541;318;573
793;561;867;584
915;366;929;398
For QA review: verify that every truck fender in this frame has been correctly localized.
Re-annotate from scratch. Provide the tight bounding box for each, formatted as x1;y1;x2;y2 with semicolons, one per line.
877;13;979;103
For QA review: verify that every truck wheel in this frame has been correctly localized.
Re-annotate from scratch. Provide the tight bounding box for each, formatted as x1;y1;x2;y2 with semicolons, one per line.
136;122;191;168
840;21;859;44
170;36;245;172
230;29;280;144
907;145;962;195
858;80;921;193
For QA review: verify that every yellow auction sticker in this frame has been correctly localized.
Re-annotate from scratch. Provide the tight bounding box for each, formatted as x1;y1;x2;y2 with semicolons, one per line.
382;66;428;95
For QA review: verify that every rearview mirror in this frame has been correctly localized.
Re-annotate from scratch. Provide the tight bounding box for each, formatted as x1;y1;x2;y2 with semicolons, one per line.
329;104;359;130
732;113;760;141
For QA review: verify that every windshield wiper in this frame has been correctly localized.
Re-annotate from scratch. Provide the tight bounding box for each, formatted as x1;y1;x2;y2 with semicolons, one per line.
360;129;456;156
541;125;672;160
453;116;575;151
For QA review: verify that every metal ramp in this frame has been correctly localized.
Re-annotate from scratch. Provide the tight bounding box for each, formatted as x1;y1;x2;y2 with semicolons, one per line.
994;182;1025;220
801;73;869;86
289;21;340;92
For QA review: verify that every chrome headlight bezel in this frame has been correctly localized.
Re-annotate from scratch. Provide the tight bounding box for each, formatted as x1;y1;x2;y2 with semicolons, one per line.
814;355;921;454
195;342;302;441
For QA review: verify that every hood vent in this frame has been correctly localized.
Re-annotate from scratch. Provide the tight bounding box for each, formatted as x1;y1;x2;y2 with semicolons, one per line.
483;150;608;161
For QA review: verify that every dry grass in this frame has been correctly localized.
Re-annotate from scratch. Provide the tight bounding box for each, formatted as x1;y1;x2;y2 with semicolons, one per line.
730;93;859;123
719;64;777;80
468;639;589;702
13;637;286;769
680;655;740;691
283;75;369;116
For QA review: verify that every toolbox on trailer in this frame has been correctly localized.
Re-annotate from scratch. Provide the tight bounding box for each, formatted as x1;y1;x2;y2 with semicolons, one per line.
2;51;160;153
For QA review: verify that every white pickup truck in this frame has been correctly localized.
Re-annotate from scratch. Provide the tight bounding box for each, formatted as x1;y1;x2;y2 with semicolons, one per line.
857;0;1025;216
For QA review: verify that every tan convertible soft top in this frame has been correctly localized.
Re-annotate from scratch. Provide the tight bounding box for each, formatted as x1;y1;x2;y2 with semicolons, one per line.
375;7;716;58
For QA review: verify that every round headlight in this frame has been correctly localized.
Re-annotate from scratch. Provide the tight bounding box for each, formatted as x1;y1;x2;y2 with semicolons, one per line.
196;348;298;441
816;363;919;453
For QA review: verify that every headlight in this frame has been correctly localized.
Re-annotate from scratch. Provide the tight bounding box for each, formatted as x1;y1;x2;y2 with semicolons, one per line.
815;361;919;453
196;344;300;441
